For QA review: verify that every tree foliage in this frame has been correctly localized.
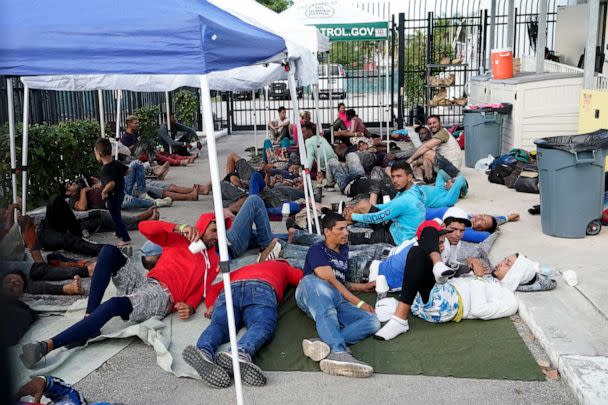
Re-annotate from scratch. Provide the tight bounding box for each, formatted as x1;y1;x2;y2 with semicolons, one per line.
0;120;101;208
173;89;199;128
256;0;291;13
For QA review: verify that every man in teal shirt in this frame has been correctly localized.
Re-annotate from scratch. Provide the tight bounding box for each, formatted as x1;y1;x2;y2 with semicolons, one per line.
344;160;425;245
419;169;468;208
303;122;338;172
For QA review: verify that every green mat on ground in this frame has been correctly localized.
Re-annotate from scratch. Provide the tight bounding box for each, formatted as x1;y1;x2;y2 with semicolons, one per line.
254;290;544;381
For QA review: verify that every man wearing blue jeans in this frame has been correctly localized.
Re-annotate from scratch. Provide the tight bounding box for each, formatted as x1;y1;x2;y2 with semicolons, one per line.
225;195;285;259
183;260;303;388
295;212;380;378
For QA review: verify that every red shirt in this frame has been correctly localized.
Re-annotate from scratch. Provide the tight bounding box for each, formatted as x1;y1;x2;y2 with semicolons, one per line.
138;213;226;311
205;260;303;308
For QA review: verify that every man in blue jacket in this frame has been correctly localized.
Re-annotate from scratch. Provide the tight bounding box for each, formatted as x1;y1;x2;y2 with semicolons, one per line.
343;160;425;245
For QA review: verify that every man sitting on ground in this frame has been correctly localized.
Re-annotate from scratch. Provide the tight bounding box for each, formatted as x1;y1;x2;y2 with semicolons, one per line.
334;109;371;145
170;113;202;149
268;106;291;146
120;115;140;154
407;115;462;182
183;260;303;388
295;212;380;378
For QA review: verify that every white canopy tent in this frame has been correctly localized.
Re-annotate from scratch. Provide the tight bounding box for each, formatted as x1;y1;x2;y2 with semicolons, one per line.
16;1;327;235
281;0;391;142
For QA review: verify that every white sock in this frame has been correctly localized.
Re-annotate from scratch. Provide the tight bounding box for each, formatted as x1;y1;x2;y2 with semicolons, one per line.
374;316;409;341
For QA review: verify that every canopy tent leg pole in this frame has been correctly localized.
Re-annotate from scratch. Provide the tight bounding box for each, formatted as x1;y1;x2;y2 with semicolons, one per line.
7;78;18;221
199;75;244;405
385;38;390;144
253;91;258;156
165;91;171;131
97;90;105;137
115;90;122;159
21;83;30;215
312;84;332;189
264;87;270;139
378;42;383;141
287;65;321;235
329;61;334;144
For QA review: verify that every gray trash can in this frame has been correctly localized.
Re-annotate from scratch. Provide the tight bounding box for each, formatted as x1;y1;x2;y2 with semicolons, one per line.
534;130;608;238
463;110;504;168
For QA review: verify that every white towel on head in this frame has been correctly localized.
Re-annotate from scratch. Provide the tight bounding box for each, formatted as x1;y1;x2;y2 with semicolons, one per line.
501;254;539;291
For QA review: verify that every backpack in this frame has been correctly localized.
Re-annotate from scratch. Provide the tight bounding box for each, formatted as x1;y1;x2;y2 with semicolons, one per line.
513;163;539;194
503;161;525;188
488;159;519;185
489;154;517;171
509;148;530;163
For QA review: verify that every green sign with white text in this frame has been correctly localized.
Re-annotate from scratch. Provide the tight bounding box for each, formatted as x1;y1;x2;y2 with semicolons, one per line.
315;22;388;41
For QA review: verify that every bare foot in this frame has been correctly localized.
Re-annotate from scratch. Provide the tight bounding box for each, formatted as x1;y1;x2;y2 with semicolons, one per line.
196;183;211;195
288;228;297;243
180;160;189;166
86;261;96;277
63;276;83;295
139;206;156;221
190;186;199;201
151;207;160;220
157;164;170;180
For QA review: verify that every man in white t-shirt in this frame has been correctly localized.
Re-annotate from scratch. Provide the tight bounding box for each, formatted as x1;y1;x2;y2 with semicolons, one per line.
407;115;462;182
268;106;291;145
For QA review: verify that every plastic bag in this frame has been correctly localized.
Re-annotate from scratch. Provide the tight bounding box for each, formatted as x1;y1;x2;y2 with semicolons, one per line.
534;129;608;153
474;154;495;171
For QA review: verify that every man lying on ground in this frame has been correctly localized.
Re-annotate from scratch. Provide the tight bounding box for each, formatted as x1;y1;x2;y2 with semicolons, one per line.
16;375;117;405
426;206;520;243
38;194;105;257
124;160;209;203
19;213;220;368
183;260;303;388
295;212;380;378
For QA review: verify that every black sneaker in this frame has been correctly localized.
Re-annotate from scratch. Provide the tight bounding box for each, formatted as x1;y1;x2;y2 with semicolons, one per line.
182;345;231;389
19;342;47;369
216;351;267;386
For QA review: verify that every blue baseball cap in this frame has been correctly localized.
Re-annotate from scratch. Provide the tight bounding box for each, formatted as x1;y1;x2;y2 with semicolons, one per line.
141;241;162;257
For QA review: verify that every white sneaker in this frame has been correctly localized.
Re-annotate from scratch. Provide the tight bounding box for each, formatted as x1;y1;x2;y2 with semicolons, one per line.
374;316;409;341
257;239;282;263
154;197;173;207
432;262;455;284
302;338;330;362
139;192;155;201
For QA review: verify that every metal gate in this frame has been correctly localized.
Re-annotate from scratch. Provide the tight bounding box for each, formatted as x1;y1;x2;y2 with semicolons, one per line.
396;0;563;128
228;37;394;133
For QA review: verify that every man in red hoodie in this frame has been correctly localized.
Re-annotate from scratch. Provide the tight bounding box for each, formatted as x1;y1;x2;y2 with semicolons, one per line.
19;213;221;369
183;260;303;389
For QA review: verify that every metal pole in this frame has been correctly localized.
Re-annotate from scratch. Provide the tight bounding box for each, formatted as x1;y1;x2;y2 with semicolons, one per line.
584;0;601;89
384;38;390;143
488;0;497;68
199;75;244;405
165;91;171;131
264;87;270;139
252;91;258;155
97;90;105;137
313;83;332;195
115;90;122;159
21;84;30;215
7;78;18;221
287;65;321;234
536;0;549;73
506;0;515;49
397;13;405;129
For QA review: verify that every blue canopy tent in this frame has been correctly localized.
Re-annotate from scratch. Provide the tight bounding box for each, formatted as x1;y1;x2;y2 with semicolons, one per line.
0;1;287;402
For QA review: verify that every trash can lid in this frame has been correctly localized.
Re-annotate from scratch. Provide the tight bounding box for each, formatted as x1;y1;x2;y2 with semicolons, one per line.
534;129;608;153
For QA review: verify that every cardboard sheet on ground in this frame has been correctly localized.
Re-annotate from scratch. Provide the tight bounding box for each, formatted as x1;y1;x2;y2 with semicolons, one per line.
253;290;545;381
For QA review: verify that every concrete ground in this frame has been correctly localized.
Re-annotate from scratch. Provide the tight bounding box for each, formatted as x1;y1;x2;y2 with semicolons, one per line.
73;131;608;404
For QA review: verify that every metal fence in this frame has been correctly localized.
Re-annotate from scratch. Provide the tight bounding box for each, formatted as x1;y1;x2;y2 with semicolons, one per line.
396;0;569;127
0;79;228;133
228;39;392;133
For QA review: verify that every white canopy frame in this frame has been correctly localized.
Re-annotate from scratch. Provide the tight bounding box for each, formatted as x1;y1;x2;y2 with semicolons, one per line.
6;78;18;221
